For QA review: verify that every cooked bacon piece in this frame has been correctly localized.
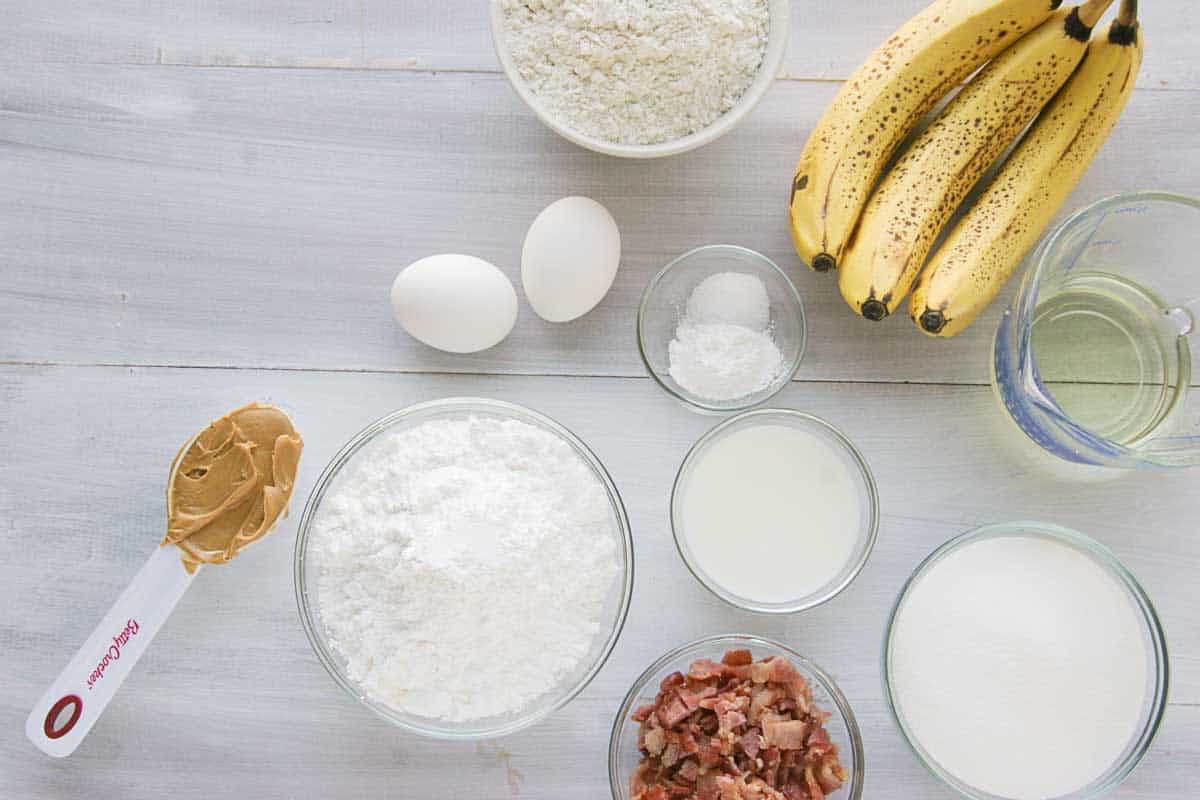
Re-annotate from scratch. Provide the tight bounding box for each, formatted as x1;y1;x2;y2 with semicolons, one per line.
804;726;834;760
780;782;806;800
715;700;748;737
762;720;811;751
663;741;682;769
737;728;762;759
660;671;686;693
748;685;783;724
661;693;696;727
697;736;725;767
631;651;846;800
759;745;781;787
722;649;754;667
696;773;721;800
688;659;729;681
645;726;667;756
634;703;659;723
715;775;743;800
815;758;846;793
632;762;654;795
803;766;824;800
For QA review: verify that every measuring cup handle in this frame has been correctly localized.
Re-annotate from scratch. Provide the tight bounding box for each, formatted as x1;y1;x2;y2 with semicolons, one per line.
25;544;196;757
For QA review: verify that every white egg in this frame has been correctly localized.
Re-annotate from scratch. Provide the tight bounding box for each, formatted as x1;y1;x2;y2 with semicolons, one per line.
521;196;621;323
390;254;518;354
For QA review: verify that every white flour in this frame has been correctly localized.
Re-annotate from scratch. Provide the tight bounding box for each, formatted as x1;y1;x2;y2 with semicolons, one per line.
500;0;770;145
890;535;1149;798
310;415;621;722
669;272;783;401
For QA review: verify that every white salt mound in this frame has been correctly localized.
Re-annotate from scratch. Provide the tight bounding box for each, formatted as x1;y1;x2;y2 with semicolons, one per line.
686;272;772;330
668;271;783;402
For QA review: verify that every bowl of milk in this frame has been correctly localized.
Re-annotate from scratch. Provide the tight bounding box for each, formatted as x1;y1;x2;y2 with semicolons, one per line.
670;409;879;613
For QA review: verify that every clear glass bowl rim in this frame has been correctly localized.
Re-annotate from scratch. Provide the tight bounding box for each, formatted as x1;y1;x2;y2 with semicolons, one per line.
881;520;1170;800
637;244;808;415
670;409;879;613
607;633;866;800
293;397;636;740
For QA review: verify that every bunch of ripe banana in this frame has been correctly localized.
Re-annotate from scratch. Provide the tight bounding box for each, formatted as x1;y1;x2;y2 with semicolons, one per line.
788;0;1143;337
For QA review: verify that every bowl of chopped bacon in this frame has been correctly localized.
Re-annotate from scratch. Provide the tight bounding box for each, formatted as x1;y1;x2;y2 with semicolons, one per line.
610;635;863;800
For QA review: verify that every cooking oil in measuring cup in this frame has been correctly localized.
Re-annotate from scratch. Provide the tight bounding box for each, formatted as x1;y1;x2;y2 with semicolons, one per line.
993;192;1200;469
1030;271;1193;445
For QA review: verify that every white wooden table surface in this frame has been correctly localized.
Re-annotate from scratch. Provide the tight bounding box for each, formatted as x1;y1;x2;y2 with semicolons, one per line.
2;2;1197;798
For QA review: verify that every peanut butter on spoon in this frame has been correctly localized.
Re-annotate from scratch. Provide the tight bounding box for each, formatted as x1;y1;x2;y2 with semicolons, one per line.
164;403;303;572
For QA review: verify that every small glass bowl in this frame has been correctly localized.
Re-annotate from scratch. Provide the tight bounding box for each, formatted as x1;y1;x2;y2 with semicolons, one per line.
609;634;865;800
638;245;806;414
671;409;879;613
294;397;635;740
883;521;1169;800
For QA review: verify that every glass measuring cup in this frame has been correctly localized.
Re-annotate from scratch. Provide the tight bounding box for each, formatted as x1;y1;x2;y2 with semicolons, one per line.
993;192;1199;468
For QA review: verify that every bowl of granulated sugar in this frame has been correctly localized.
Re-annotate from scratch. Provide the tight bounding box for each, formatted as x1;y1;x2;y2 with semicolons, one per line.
294;398;634;739
490;0;790;158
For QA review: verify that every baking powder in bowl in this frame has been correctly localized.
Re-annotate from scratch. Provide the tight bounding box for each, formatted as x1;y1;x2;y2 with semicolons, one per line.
309;415;621;722
889;534;1149;798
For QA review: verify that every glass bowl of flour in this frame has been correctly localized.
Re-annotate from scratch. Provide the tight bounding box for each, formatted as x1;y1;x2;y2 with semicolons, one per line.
638;245;806;414
294;397;634;739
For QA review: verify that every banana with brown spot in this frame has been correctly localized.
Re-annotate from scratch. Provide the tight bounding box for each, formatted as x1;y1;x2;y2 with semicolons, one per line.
912;5;1143;337
837;0;1112;321
788;0;1061;273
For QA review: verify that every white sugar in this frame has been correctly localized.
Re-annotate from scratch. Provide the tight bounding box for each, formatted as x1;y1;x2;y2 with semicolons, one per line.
890;535;1149;798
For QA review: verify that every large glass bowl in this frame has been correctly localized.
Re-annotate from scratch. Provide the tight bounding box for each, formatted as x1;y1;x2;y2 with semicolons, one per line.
609;634;865;800
883;521;1169;800
638;245;807;414
294;397;634;739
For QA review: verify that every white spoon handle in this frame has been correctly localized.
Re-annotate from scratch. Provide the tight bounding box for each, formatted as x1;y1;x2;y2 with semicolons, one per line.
26;544;197;757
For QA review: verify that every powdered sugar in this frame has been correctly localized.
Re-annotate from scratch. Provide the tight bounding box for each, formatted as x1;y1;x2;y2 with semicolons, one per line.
499;0;770;145
668;272;784;402
309;414;621;722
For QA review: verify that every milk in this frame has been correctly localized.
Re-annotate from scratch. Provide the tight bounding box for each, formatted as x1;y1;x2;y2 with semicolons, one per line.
677;422;862;604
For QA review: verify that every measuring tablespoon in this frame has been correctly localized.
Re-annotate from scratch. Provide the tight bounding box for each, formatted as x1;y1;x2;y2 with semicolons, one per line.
25;404;303;757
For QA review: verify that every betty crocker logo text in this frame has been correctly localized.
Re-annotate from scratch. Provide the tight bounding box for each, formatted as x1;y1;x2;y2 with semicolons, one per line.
86;619;140;690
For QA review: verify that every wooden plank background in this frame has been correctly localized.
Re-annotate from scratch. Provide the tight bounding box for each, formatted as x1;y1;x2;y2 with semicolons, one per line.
1;2;1197;798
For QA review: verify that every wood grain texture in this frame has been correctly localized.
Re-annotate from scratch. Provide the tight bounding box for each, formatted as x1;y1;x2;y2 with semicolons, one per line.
3;0;1199;797
1;367;1197;799
2;66;1197;382
1;0;1194;89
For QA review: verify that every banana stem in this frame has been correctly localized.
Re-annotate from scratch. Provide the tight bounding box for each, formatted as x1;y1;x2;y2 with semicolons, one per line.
1118;0;1138;25
1077;0;1117;28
